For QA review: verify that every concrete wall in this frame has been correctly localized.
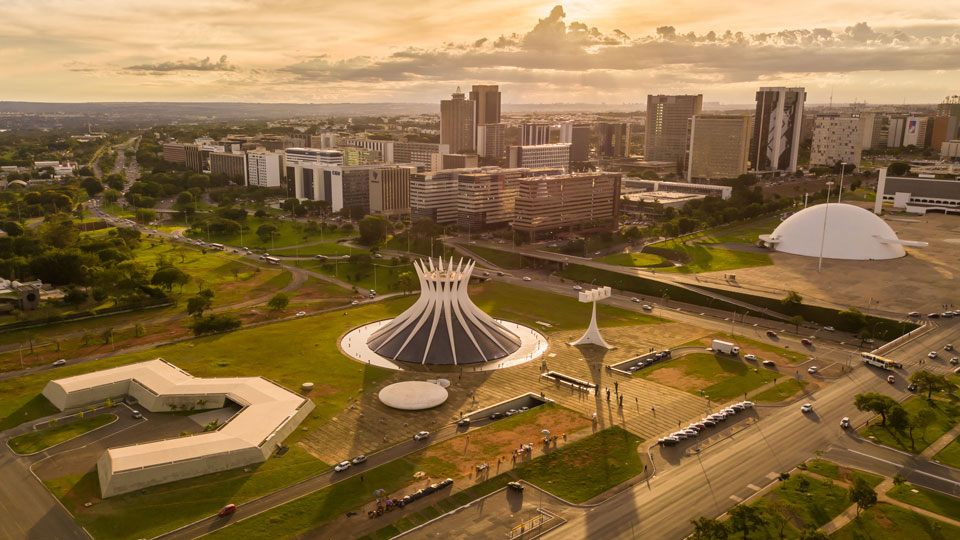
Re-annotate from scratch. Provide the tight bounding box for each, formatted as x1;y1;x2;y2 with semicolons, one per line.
42;380;130;411
127;381;227;413
257;398;315;459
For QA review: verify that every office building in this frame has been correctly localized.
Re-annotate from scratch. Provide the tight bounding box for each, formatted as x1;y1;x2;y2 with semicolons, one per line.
184;144;205;173
903;117;929;147
559;122;591;161
645;94;703;171
470;84;501;138
477;123;505;158
161;143;186;165
411;168;479;224
341;147;382;166
596;123;631;158
438;153;479;170
394;141;449;166
887;116;907;148
938;96;960;118
876;171;960;214
246;151;284;188
507;144;571;172
338;138;396;163
810;115;862;168
440;87;476;154
686;114;751;181
857;112;885;151
457;169;524;231
309;133;338;149
513;172;622;240
931;116;960;151
209;152;246;183
749;87;806;173
284;147;343;166
369;166;415;218
940;140;960;159
521;123;551;146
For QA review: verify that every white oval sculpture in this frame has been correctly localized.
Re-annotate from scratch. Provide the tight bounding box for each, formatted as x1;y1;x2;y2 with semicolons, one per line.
366;257;521;365
378;381;449;410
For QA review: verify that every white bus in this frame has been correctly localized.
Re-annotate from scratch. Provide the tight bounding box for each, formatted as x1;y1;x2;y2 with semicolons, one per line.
264;256;280;265
861;352;901;370
209;243;224;251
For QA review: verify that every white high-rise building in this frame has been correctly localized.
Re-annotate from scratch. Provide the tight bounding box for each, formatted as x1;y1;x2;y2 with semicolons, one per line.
521;123;551;146
477;123;505;158
246;151;284;188
284;147;343;166
810;115;862;168
749;87;806;173
507;144;571;172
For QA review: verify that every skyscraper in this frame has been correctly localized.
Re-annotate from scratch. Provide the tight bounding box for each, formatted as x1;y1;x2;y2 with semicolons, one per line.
440;87;476;154
559;122;591;162
596;123;631;158
810;114;862;168
477;123;505;158
521;123;551;146
645;94;703;172
749;87;806;173
470;85;502;158
686;114;751;181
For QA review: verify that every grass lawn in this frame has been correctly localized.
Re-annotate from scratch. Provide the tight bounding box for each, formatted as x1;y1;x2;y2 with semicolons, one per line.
596;252;666;267
184;216;356;250
304;259;417;293
859;397;960;454
831;502;960;540
45;445;331;540
887;483;960;522
649;237;772;274
749;473;850;536
512;426;645;503
638;352;778;401
804;459;885;488
752;379;809;402
470;281;662;331
933;435;960;468
463;244;526;269
8;414;115;454
712;333;809;363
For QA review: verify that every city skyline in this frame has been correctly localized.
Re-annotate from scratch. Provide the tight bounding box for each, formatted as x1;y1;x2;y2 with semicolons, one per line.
2;1;959;104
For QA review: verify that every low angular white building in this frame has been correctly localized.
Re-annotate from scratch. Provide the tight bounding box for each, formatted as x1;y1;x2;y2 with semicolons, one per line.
42;359;314;498
366;258;521;365
759;203;926;260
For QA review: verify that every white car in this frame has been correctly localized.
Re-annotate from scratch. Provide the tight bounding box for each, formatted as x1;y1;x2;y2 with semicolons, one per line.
946;344;954;351
840;417;851;429
351;300;360;305
572;285;583;291
744;354;757;361
295;311;307;318
928;351;938;359
739;401;754;409
823;326;835;332
334;461;351;472
52;359;67;366
807;366;818;374
630;297;639;303
522;276;532;281
800;403;813;413
642;305;653;311
413;431;430;441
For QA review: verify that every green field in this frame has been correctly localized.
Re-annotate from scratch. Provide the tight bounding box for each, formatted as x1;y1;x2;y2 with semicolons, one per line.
304;259;417;293
712;333;809;363
804;459;884;488
933;435;960;468
8;414;115;454
859;397;960;454
596;252;667;268
831;503;960;540
887;483;960;522
751;379;809;402
637;352;778;401
645;217;778;274
513;426;645;503
184;216;356;250
748;473;851;535
463;244;526;269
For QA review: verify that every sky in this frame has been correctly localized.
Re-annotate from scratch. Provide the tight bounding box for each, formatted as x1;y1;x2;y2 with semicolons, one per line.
2;0;959;105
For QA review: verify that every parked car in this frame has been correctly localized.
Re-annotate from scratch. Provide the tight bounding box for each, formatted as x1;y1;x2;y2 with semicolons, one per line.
740;401;754;408
457;418;471;427
951;358;959;365
483;272;490;276
351;455;367;465
351;300;360;305
908;311;920;317
807;366;818;374
840;417;851;429
800;403;813;413
908;383;918;391
929;313;941;319
744;354;757;361
218;504;237;517
887;375;896;384
131;410;142;419
497;272;504;277
334;461;352;472
507;481;524;491
489;412;505;420
52;359;67;366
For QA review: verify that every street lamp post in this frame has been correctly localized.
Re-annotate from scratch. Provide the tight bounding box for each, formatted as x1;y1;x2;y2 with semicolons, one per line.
817;181;835;273
837;163;846;203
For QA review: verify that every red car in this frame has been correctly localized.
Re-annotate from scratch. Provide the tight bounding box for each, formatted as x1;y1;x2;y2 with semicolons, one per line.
766;330;777;338
801;338;812;346
218;504;237;517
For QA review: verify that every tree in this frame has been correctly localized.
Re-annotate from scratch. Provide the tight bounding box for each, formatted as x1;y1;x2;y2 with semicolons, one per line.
848;476;877;516
788;315;805;333
190;314;241;336
151;267;190;292
1;221;24;237
727;504;761;539
782;290;803;307
690;516;728;540
910;370;951;400
888;162;910;176
358;215;389;246
398;271;415;295
175;191;194;206
911;408;937;445
893;473;906;487
186;289;214;317
888;405;909;441
81;177;103;197
256;224;279;242
854;393;898;426
63;286;88;306
798;528;829;540
267;292;290;311
838;308;868;334
770;499;799;540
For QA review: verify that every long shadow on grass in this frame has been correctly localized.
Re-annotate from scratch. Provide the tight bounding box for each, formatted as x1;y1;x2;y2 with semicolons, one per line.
0;394;59;433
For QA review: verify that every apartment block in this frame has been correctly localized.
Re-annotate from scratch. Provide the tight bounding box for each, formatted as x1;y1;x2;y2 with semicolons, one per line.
369;166;416;218
686;114;751;180
507;144;570;172
161;143;186;164
209;152;246;183
810;115;862;168
513;172;622;240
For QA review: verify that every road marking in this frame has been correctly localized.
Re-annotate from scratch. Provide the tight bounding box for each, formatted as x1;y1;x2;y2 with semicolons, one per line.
729;494;743;503
747;484;761;491
844;448;960;488
765;472;779;480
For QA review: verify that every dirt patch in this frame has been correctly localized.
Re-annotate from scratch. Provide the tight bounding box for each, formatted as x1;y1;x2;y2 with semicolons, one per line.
645;367;716;391
418;407;591;478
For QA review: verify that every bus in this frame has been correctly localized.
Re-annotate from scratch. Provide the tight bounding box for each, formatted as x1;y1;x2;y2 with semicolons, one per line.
861;352;901;370
209;243;224;251
264;256;280;265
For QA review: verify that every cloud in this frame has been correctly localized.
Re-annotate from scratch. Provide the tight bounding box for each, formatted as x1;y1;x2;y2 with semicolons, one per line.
277;6;960;92
124;54;237;72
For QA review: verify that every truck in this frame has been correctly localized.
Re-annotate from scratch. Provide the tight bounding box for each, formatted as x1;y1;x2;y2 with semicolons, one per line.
711;339;740;355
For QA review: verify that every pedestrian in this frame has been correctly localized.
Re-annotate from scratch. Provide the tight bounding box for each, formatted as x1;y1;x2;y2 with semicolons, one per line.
360;475;364;481
635;397;638;405
615;381;618;393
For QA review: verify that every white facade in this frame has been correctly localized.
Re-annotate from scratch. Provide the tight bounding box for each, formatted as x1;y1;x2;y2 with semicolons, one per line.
246;151;284;188
942;140;960;159
507;144;571;172
290;163;344;210
284;147;343;166
903;117;928;147
751;87;805;173
42;359;314;498
759;203;924;260
477;123;505;158
810;115;862;168
521;123;551;146
338;137;395;163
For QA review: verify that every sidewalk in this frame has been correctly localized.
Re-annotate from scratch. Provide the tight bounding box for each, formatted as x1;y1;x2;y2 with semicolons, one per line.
921;422;960;458
819;477;893;534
